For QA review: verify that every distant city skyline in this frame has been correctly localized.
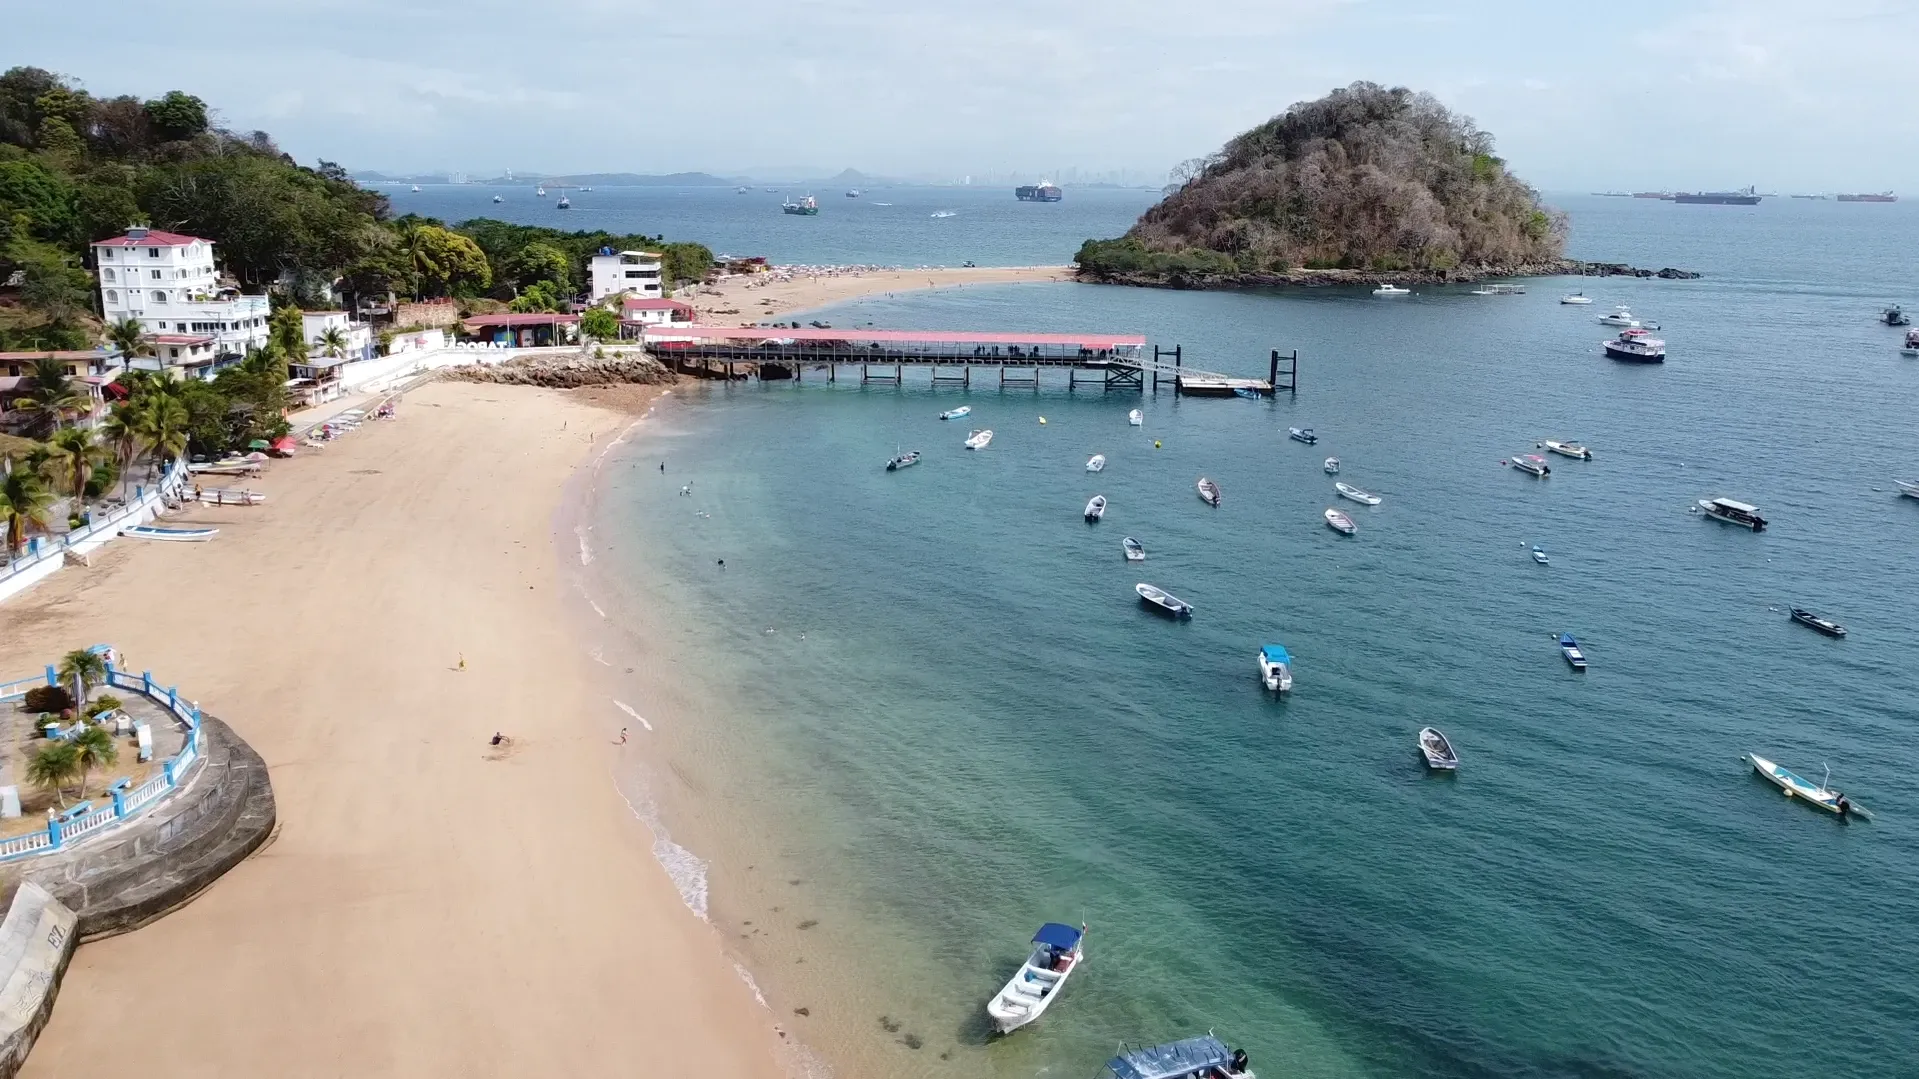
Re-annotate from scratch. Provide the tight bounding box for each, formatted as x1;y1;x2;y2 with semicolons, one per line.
12;0;1915;193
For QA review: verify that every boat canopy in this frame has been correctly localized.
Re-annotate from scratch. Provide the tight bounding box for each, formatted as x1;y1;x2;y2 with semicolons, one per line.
1261;644;1292;665
1105;1036;1234;1079
1032;923;1082;949
1709;497;1759;513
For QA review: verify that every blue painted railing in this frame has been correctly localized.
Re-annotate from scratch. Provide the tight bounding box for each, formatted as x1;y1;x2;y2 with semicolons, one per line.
0;458;189;587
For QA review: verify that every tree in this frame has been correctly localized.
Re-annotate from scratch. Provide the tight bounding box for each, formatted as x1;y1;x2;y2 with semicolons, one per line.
402;223;490;298
0;458;56;556
580;307;619;341
145;91;209;142
317;326;348;360
107;317;151;360
57;648;107;709
269;304;307;361
47;426;107;503
508;241;572;291
12;355;86;436
26;742;81;809
508;280;564;313
135;393;189;468
70;726;118;800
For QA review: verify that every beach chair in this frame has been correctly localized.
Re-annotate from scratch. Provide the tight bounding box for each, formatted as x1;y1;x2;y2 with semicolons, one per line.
135;722;153;762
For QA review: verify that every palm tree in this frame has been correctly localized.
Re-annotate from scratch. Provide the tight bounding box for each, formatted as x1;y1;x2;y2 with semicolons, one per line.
318;326;349;360
136;395;189;471
107;317;152;362
70;726;119;800
26;742;81;809
0;458;56;558
98;403;142;499
58;649;108;710
13;357;86;436
47;426;107;507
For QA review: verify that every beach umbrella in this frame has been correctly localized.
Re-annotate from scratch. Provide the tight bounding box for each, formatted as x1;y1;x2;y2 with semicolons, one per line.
270;437;298;455
248;439;271;450
243;452;269;463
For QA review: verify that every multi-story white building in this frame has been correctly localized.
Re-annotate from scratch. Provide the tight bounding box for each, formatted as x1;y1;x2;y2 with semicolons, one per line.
588;249;664;303
92;227;270;378
300;311;376;364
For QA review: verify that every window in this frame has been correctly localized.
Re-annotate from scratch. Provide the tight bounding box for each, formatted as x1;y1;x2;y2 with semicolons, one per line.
151;290;168;304
148;247;160;257
103;268;116;282
151;269;162;280
100;248;113;259
104;289;119;304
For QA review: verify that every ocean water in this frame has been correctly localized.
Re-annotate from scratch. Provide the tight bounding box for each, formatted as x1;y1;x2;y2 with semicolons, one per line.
574;196;1919;1079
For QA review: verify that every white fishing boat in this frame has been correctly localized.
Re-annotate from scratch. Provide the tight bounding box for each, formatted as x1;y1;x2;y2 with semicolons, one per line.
1896;479;1919;499
1335;482;1381;505
1127;408;1143;426
121;525;217;542
1097;1036;1254;1079
1559;633;1588;670
1196;477;1221;507
410;184;421;193
1086;454;1106;472
1287;427;1317;445
1122;537;1145;561
1372;284;1411;296
1743;754;1871;819
965;429;994;450
1135;582;1193;618
985;923;1085;1034
1902;329;1919;356
1323;457;1340;474
1469;283;1526;295
1697;497;1766;530
1531;545;1549;564
1560;293;1594;305
940;405;972;420
1419;727;1459;770
1604;328;1666;362
1598;306;1638;327
1084;495;1107;522
536;185;546;196
885;450;920;471
1258;644;1293;692
1324;508;1356;535
1542;440;1592;460
1509;454;1551;476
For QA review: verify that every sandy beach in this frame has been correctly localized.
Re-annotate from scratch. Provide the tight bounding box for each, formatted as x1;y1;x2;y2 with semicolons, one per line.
689;264;1074;322
0;381;786;1078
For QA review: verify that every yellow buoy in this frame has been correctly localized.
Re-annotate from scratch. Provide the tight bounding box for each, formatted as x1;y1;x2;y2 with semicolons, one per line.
1154;440;1162;448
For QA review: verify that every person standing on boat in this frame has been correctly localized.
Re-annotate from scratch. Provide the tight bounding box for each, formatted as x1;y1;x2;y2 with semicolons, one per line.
1837;795;1851;819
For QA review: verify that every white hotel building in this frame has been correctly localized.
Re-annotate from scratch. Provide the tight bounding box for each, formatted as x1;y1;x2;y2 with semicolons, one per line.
92;227;270;379
587;249;664;303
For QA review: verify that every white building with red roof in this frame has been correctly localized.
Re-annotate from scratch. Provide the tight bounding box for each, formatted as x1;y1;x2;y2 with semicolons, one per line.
588;249;664;303
619;297;696;327
91;226;270;378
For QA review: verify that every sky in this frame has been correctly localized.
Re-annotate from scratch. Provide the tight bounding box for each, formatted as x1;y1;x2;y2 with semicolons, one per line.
9;0;1917;191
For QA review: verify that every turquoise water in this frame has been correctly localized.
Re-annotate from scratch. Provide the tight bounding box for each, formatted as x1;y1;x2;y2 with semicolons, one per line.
582;201;1919;1078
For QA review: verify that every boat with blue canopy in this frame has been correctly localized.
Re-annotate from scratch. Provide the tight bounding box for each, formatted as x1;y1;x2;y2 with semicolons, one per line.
1099;1035;1254;1079
985;922;1084;1033
1258;644;1293;692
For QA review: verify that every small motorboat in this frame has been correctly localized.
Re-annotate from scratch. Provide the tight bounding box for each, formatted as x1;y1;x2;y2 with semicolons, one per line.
1542;440;1592;460
1882;305;1910;327
1097;1037;1253;1079
1896;479;1919;499
1598;306;1639;327
1335;482;1381;505
1604;328;1666;362
491;195;504;203
1510;454;1551;476
1288;427;1318;445
1127;408;1143;426
1743;754;1871;819
1122;537;1145;561
985;922;1084;1034
1558;633;1588;670
940;406;972;420
1531;545;1549;564
1084;495;1107;522
965;429;994;450
886;450;921;471
1258;643;1293;692
1560;293;1594;305
1418;727;1459;770
1698;497;1766;530
1324;508;1356;535
1789;607;1846;637
1086;454;1106;472
1372;284;1411;296
1902;329;1919;356
121;525;218;542
1324;457;1340;474
1233;387;1262;399
1469;283;1526;296
1136;582;1193;618
1196;477;1221;507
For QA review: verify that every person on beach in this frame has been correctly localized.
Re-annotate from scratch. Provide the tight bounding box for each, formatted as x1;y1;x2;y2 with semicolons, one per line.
660;462;665;473
458;654;466;671
618;727;628;744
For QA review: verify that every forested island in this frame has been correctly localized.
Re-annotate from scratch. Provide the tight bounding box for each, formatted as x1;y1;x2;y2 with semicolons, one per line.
1076;82;1693;288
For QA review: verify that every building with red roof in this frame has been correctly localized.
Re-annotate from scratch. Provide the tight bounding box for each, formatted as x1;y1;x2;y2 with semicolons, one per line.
91;226;270;379
619;297;696;329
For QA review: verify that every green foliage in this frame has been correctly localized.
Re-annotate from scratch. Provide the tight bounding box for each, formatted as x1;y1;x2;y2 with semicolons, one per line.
508;280;566;313
21;685;72;714
454;218;713;298
402;223;491;297
10;355;87;436
57;648;107;704
316;326;349;358
107;316;150;358
70;725;118;798
89;693;123;714
580;306;620;340
269;304;307;359
145;91;209;142
26;741;81;807
1073;237;1240;278
0;158;76;242
47;426;107;499
508;240;572;290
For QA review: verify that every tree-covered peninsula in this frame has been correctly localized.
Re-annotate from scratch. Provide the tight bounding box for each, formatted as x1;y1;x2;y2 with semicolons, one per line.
1077;82;1576;287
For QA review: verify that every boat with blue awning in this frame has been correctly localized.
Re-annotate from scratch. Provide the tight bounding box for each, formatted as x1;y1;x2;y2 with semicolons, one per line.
1258;644;1293;692
985;922;1084;1033
1099;1035;1254;1079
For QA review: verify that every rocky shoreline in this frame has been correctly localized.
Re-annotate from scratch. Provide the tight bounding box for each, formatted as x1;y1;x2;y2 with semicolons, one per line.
438;351;674;388
1077;259;1701;290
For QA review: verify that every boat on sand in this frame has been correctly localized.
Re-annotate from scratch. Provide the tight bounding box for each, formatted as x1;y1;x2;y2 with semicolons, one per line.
985;922;1084;1034
122;525;217;542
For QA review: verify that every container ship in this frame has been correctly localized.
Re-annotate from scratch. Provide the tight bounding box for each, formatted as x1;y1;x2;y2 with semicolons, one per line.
1837;192;1897;202
1015;181;1063;202
1672;187;1762;205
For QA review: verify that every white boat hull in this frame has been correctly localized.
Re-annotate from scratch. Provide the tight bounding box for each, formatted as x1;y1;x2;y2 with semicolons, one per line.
1087;455;1106;472
987;942;1082;1033
965;429;994;450
1259;655;1293;692
1127;409;1143;426
1744;754;1868;818
1335;483;1381;505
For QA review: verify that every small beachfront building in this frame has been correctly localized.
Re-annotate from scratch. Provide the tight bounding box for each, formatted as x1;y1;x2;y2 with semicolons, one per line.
619;297;696;330
0;348;125;432
91;227;269;377
461;313;580;348
300;311;377;365
588;249;664;303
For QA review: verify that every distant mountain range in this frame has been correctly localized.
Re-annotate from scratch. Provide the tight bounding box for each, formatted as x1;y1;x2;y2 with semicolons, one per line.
353;170;746;187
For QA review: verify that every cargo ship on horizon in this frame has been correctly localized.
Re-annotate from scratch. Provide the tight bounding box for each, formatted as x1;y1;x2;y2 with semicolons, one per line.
1837;192;1897;203
1015;181;1063;202
1673;186;1762;205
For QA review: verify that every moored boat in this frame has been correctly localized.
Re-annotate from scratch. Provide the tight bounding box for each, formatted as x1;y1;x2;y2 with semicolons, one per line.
1086;454;1106;472
1122;536;1145;561
1323;456;1340;474
1135;582;1193;618
1323;508;1356;535
1542;440;1592;460
1127;408;1143;426
965;429;994;450
1558;633;1588;669
1698;497;1766;530
984;922;1084;1034
1531;545;1549;564
1743;754;1870;819
1789;607;1846;637
1901;329;1919;356
1604;328;1666;362
1097;1036;1253;1079
1561;292;1594;305
1598;306;1638;327
1335;482;1381;505
1084;495;1107;522
886;450;921;471
1882;305;1910;327
939;405;972;420
1509;454;1551;476
1258;643;1293;692
1372;284;1411;296
1419;727;1458;770
1896;479;1919;499
1196;477;1221;507
1288;427;1317;445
